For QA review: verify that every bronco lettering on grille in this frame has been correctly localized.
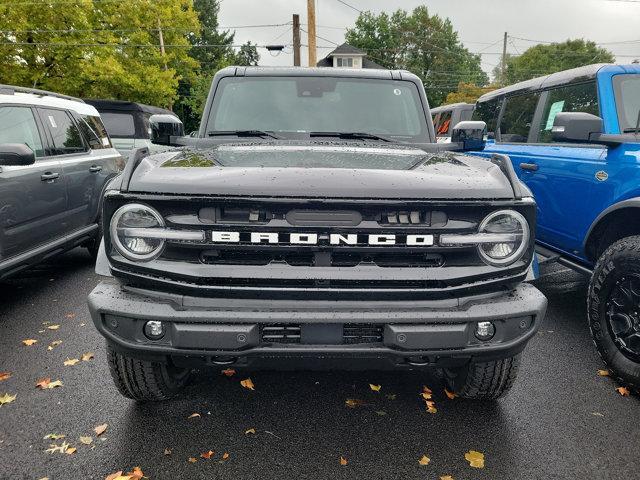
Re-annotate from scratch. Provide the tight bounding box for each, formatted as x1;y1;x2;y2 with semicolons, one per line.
210;231;434;246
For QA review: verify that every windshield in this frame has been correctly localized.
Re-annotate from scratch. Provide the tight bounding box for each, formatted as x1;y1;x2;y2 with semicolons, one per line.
613;74;640;132
205;76;429;142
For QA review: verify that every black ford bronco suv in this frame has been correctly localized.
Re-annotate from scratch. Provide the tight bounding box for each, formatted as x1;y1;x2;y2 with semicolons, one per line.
88;67;547;402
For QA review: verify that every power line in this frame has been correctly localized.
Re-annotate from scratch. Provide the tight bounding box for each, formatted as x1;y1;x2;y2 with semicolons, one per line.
334;0;362;13
0;23;292;35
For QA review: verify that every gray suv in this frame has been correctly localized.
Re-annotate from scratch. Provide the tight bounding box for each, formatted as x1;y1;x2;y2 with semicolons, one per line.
0;85;122;278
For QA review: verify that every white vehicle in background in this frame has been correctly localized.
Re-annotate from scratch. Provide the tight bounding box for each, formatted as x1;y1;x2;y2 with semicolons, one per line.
431;103;475;143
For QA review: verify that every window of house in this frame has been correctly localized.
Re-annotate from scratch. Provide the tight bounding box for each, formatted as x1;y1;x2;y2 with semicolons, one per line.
0;106;45;157
472;97;502;137
38;108;86;155
499;92;541;143
537;82;599;143
336;57;354;67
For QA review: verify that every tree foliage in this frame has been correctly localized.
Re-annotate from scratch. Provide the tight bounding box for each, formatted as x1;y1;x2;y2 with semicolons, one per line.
444;82;496;105
345;6;488;106
499;39;615;84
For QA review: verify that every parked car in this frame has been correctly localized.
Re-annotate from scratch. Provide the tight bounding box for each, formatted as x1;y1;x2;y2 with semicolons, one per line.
84;99;184;157
88;66;547;402
431;103;474;142
0;85;122;279
474;64;640;391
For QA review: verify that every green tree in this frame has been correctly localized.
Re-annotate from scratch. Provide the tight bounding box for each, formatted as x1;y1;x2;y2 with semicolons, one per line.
501;39;615;84
0;0;200;107
444;82;496;105
234;41;260;66
345;6;488;106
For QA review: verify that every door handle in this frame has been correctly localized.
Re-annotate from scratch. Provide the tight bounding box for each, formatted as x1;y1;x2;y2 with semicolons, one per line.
89;165;103;173
40;172;60;181
520;162;539;172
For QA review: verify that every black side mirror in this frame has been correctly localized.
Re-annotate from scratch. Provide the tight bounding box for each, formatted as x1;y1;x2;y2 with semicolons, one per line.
451;121;487;151
0;143;36;166
149;114;185;146
552;112;603;143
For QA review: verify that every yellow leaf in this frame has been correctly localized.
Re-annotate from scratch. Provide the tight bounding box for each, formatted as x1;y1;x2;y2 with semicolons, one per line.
200;450;215;459
465;450;485;468
221;368;236;377
0;372;11;382
44;434;65;440
423;386;433;394
47;380;63;389
0;393;17;405
369;384;382;392
440;476;455;480
66;447;77;455
222;452;230;460
188;413;201;419
22;339;38;346
245;428;256;435
420;392;433;400
36;378;61;389
616;386;630;396
94;423;108;436
426;405;437;414
345;398;366;408
188;457;197;463
126;467;144;480
240;378;255;390
418;455;430;466
444;388;457;400
597;369;610;377
104;471;123;480
164;448;172;455
64;358;80;366
47;325;60;330
339;456;348;466
79;436;93;445
46;441;70;454
81;352;94;362
47;341;62;351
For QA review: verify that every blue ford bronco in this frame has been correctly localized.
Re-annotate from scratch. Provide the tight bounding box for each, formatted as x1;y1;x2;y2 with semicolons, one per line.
474;64;640;391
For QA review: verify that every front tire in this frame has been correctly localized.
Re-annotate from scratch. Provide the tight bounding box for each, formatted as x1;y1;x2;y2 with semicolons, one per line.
588;236;640;392
106;344;191;401
443;354;521;400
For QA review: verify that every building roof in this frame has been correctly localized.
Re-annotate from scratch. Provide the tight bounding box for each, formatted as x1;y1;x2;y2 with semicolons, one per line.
315;42;386;69
326;43;367;57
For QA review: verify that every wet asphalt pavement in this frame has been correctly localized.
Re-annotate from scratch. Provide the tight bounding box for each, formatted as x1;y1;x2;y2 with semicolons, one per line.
0;248;638;480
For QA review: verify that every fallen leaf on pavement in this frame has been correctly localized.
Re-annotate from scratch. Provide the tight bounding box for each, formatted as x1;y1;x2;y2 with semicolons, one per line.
64;358;80;366
188;457;197;463
45;441;71;454
47;325;60;330
418;455;431;466
245;428;256;435
79;436;93;445
65;313;76;319
616;386;630;396
66;447;77;455
105;471;125;480
221;368;236;377
44;434;65;440
345;398;366;408
369;384;381;392
0;372;11;382
94;423;108;436
444;388;457;399
386;394;396;400
426;403;437;414
465;450;485;468
420;391;433;401
126;467;145;480
47;341;62;351
0;393;16;406
375;410;387;416
36;378;63;389
222;452;230;460
105;471;142;480
164;448;172;455
440;476;454;480
591;412;605;417
81;352;94;362
22;339;38;346
240;378;255;390
188;413;201;419
200;450;215;459
597;370;610;377
339;456;348;466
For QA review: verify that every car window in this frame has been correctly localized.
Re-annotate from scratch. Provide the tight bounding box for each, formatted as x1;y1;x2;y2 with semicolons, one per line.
612;74;640;133
38;108;86;155
434;110;452;136
0;106;45;157
499;92;540;143
537;82;599;143
101;112;136;138
472;98;501;137
78;115;112;149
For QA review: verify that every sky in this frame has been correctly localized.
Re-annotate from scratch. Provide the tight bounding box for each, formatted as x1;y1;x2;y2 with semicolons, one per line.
218;0;640;78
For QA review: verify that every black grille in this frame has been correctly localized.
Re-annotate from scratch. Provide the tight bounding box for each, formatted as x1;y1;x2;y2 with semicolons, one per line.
261;324;301;343
260;324;384;345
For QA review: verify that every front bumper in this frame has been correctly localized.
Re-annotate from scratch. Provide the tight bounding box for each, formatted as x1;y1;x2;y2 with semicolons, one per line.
88;281;546;369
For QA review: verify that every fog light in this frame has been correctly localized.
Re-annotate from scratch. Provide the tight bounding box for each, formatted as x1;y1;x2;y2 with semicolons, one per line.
475;321;495;341
144;321;165;340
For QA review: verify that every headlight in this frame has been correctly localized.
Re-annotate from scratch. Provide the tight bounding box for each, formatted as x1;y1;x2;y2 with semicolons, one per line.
110;203;165;261
476;210;529;266
440;209;529;267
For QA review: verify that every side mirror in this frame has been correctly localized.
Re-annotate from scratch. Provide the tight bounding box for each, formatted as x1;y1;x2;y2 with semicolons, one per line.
0;143;36;166
149;114;185;146
551;112;603;143
451;121;486;151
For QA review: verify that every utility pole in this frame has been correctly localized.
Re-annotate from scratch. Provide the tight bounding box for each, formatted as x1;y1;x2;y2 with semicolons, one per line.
307;0;317;67
501;31;508;86
293;13;301;66
158;18;168;72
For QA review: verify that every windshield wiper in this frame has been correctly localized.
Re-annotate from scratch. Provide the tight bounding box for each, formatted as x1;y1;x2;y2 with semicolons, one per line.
622;109;640;134
309;131;394;142
207;130;282;139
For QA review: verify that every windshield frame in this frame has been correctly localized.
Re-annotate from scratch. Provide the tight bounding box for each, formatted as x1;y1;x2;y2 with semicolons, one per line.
612;73;640;133
201;73;433;144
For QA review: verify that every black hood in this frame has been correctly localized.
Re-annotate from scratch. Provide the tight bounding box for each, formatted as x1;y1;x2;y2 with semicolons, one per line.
127;142;515;199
